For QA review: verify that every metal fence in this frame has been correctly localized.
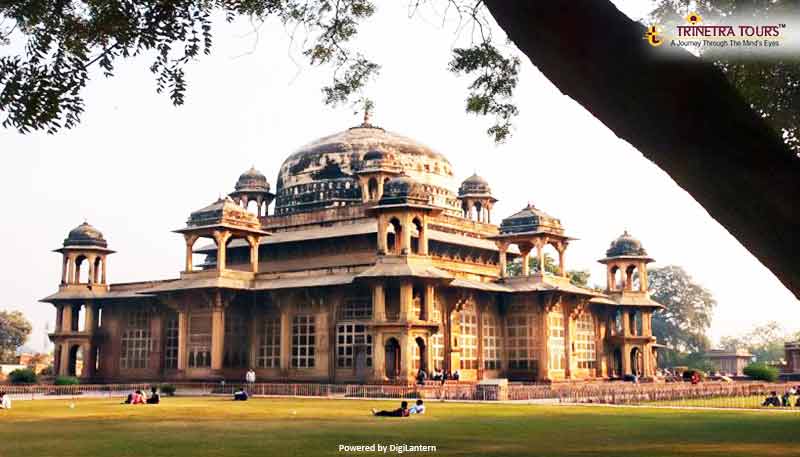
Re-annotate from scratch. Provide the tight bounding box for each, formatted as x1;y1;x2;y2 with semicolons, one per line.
3;381;800;410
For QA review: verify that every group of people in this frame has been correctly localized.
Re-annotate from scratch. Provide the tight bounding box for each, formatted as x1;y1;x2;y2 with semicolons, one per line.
0;392;10;410
123;387;160;405
371;399;426;417
762;387;800;407
417;368;460;384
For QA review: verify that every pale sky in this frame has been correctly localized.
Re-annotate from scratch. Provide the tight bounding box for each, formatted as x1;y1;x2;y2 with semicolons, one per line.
1;1;796;352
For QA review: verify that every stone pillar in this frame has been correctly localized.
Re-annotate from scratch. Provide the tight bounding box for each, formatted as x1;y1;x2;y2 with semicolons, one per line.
55;305;64;332
377;217;388;254
536;242;545;276
401;215;412;255
418;216;428;256
539;309;550;381
595;312;605;378
61;256;68;284
62;304;73;333
84;303;95;333
496;242;508;279
400;281;413;322
564;306;573;379
214;230;232;272
184;234;198;273
101;256;107;284
248;235;260;273
87;255;96;286
280;305;291;373
640;265;649;292
177;309;188;370
249;307;259;369
557;246;566;277
621;343;631;375
67;254;75;284
372;332;385;381
520;244;532;276
424;285;434;322
210;300;225;371
82;343;94;379
622;309;631;337
59;342;70;376
372;284;386;321
399;332;411;382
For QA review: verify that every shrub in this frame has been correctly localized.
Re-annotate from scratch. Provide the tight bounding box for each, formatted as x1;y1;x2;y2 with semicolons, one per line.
743;363;779;382
159;384;177;396
8;368;38;384
54;375;80;385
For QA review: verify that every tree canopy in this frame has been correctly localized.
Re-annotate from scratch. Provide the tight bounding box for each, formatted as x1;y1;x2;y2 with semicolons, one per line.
720;320;796;364
0;310;32;363
648;266;715;355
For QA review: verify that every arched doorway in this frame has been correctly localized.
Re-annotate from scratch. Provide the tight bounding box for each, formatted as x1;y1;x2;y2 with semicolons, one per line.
630;347;643;376
385;338;401;380
68;344;83;377
415;337;427;374
612;347;622;378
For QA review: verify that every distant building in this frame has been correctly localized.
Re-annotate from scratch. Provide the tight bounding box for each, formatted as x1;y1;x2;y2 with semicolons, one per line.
43;116;663;384
784;342;800;374
706;349;753;376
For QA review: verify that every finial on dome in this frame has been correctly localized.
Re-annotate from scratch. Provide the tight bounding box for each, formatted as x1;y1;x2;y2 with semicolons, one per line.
360;98;374;127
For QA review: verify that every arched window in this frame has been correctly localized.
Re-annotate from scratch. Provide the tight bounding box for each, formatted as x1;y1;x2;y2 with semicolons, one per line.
411;217;423;254
458;306;478;370
575;313;597;369
387;218;402;255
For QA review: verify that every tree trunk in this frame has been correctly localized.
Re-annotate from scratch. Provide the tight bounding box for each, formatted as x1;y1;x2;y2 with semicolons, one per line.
484;0;800;299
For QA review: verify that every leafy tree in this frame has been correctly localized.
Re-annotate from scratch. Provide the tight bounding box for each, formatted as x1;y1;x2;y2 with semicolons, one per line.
506;253;591;288
0;1;518;140
743;362;779;382
720;321;790;364
650;0;799;154
648;266;715;355
0;310;32;363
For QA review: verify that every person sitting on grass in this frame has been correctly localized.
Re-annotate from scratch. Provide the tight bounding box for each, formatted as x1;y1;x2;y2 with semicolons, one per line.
762;391;781;407
123;390;145;404
408;399;425;415
0;392;10;410
146;387;160;405
371;400;409;417
781;391;791;407
233;388;249;401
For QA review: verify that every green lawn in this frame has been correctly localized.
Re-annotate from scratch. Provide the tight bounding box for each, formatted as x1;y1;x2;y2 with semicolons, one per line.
1;397;799;457
646;395;799;409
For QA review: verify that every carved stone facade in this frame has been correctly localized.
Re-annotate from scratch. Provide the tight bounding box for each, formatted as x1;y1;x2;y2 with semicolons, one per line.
44;120;661;384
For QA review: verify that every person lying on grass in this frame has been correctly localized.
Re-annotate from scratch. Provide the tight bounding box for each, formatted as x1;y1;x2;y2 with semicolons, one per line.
123;390;145;405
408;399;425;415
233;388;249;401
372;400;409;417
0;392;10;410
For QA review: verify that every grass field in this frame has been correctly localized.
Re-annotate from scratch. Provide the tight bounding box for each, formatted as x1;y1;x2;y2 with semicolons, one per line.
646;395;799;409
1;397;799;457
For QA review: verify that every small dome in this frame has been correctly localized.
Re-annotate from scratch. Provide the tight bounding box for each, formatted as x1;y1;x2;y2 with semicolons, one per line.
499;203;564;235
363;149;386;161
379;176;428;205
235;166;270;193
606;231;648;257
459;173;492;197
64;222;107;248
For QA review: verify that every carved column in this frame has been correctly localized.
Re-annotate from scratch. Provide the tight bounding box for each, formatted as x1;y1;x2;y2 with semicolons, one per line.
280;302;291;373
210;292;226;371
247;235;261;273
377;217;388;254
62;304;74;333
557;244;567;277
424;285;434;322
184;234;199;273
213;230;232;272
399;281;413;322
539;307;550;381
401;214;412;255
564;304;573;379
372;284;386;322
177;309;188;371
59;342;70;376
84;303;95;333
519;243;533;276
66;254;75;284
496;241;508;279
101;256;107;284
61;256;68;284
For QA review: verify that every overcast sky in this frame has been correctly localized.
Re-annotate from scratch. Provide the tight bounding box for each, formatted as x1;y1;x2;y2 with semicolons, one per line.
1;1;797;352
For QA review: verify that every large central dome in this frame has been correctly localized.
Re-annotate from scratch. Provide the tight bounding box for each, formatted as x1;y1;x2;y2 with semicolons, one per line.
274;124;460;216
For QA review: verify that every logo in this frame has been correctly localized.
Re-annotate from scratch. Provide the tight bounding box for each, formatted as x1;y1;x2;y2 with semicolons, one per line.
685;12;703;26
644;25;664;46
